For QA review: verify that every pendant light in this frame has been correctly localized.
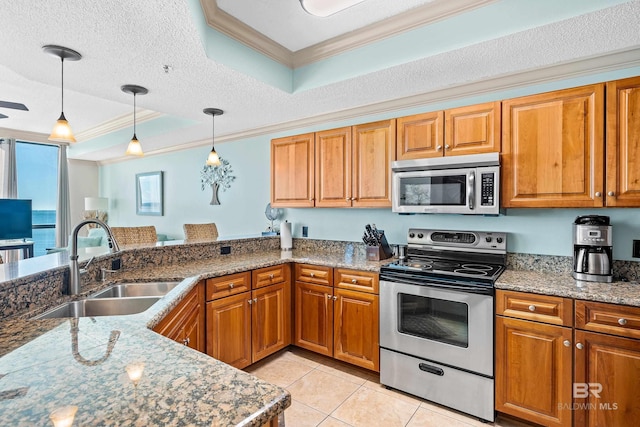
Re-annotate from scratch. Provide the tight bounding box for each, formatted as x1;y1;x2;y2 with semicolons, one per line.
203;108;223;166
43;45;82;143
121;85;148;156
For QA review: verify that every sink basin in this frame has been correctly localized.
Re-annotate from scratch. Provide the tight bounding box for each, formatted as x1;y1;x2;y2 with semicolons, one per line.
34;297;161;319
90;282;180;298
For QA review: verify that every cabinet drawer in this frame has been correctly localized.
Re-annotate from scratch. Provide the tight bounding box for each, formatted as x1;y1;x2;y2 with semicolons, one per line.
295;263;333;286
334;268;379;294
575;300;640;340
253;264;290;289
496;290;573;326
205;271;251;301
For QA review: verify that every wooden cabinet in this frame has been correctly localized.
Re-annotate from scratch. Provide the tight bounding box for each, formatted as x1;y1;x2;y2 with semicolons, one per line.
501;84;605;207
153;281;205;353
294;264;379;371
272;121;395;208
396;102;500;160
495;290;573;427
271;133;315;207
574;300;640;427
605;76;640;207
206;265;292;369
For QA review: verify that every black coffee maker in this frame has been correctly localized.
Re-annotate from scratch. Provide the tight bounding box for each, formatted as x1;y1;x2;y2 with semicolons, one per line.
572;215;613;283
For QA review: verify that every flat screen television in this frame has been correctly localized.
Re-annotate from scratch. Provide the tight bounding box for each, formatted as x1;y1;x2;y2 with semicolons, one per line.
0;199;33;240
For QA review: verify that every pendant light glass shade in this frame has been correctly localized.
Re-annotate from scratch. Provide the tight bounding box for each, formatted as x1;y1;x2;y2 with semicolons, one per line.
121;85;148;156
203;108;223;166
43;45;82;143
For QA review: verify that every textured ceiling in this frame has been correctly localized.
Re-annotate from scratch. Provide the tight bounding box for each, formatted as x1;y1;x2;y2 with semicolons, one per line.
0;0;639;163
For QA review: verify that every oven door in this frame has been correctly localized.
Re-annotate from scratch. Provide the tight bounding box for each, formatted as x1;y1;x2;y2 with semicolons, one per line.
380;279;493;377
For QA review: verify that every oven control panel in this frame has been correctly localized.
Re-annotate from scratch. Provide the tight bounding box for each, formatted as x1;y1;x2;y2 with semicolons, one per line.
407;228;507;252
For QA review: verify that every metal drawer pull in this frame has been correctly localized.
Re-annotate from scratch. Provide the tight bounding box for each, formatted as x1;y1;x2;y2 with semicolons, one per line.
419;363;444;376
269;274;274;279
563;340;571;347
351;278;357;284
576;343;584;350
618;318;628;326
310;272;315;278
528;305;536;312
229;283;234;289
183;337;190;346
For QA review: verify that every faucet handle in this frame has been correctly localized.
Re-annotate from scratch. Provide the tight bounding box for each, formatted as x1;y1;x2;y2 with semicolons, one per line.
79;256;96;275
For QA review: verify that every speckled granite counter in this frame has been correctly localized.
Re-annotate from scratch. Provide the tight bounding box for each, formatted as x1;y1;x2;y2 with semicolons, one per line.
496;269;640;307
0;245;389;426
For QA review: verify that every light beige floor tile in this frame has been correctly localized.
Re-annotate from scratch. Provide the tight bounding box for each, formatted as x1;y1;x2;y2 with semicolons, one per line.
287;369;360;414
332;386;419;427
245;356;315;388
280;348;323;369
407;407;474;427
362;380;425;406
283;400;328;427
317;416;353;427
315;360;377;385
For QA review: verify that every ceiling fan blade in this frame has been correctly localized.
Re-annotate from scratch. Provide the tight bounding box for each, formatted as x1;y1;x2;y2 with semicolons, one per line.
0;101;28;111
0;113;8;119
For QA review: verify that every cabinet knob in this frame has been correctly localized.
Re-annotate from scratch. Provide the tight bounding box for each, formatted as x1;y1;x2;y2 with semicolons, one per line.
248;299;253;305
528;305;536;312
229;283;234;289
618;318;628;326
269;274;274;279
254;298;258;303
351;278;357;284
595;192;602;197
183;337;190;346
310;272;315;278
333;296;337;301
576;343;584;350
563;340;571;347
445;144;450;150
326;294;331;299
309;198;314;201
436;145;443;151
608;191;615;197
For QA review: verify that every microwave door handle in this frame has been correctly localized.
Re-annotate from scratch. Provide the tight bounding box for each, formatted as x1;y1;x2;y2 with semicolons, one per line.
468;172;475;210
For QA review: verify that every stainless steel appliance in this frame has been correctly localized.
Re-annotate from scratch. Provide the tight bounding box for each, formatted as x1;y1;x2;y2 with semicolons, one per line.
380;228;507;422
572;215;613;283
391;152;500;215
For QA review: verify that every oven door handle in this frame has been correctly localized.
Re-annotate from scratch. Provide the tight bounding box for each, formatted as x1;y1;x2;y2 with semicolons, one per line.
380;275;494;295
419;363;444;376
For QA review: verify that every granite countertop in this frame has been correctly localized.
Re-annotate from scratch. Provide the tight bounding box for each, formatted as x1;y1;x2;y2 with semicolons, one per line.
0;248;388;426
496;269;640;307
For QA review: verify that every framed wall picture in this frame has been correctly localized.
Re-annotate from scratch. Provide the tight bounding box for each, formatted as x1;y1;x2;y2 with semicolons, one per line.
136;171;163;216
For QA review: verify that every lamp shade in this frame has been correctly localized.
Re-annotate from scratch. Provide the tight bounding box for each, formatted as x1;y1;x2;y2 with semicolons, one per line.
48;113;77;143
84;197;108;211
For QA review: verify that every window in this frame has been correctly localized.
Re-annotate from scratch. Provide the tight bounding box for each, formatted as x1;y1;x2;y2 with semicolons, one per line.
16;142;59;256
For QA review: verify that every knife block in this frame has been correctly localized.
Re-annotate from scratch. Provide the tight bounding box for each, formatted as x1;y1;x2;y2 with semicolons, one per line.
365;232;393;261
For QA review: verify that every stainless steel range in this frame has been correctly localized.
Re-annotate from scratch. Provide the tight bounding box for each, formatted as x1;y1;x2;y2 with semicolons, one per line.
380;228;507;422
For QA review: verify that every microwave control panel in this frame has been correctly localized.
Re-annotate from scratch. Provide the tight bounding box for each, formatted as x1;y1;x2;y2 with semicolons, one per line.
481;173;495;206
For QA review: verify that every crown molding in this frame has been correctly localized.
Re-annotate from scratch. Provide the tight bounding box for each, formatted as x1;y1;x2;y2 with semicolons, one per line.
98;47;640;166
74;110;164;142
200;0;293;67
200;0;497;69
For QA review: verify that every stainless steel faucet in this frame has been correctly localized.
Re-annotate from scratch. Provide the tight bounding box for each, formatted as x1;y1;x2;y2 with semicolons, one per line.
69;219;120;295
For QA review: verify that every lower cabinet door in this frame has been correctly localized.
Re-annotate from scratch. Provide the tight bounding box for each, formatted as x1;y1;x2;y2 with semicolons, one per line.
574;330;640;427
206;292;252;369
294;281;333;356
495;316;573;427
333;289;379;371
252;282;291;362
181;298;205;353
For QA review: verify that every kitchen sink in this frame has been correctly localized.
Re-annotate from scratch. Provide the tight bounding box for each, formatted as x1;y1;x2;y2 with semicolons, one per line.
90;282;180;299
33;297;161;319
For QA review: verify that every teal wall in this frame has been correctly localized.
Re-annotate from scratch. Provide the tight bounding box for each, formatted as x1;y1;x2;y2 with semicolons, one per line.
100;66;640;261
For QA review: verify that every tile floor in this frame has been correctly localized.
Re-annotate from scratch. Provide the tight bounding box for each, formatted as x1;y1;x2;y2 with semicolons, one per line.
245;347;536;427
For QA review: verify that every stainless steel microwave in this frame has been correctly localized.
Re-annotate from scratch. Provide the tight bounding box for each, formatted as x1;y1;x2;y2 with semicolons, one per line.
391;153;500;215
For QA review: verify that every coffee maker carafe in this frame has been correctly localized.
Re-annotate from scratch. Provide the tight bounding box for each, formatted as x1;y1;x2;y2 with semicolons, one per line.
572;215;613;283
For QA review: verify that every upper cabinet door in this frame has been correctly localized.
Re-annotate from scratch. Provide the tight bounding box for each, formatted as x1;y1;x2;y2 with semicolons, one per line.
606;77;640;207
352;120;396;208
445;101;501;156
501;84;605;208
396;111;444;160
315;127;352;208
271;133;315;207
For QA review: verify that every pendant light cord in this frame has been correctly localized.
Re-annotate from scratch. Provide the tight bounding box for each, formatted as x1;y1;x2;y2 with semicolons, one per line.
211;113;215;150
133;92;137;135
60;57;65;113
